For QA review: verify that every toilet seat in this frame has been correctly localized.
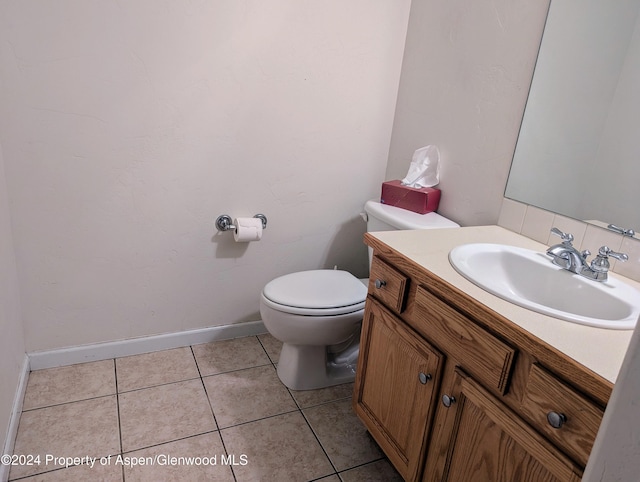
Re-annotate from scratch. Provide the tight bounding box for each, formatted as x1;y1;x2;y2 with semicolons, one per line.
262;270;367;316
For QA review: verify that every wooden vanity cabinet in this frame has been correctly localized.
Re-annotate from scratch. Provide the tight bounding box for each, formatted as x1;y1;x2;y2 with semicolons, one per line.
425;369;581;482
354;253;608;482
353;296;443;481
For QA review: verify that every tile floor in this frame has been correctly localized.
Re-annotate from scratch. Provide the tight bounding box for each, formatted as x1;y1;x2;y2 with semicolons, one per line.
8;334;403;482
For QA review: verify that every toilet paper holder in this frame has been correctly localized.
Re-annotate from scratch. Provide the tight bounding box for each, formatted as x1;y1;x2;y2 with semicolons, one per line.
215;214;268;232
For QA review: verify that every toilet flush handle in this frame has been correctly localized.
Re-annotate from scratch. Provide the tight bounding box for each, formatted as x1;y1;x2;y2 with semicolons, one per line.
374;279;386;289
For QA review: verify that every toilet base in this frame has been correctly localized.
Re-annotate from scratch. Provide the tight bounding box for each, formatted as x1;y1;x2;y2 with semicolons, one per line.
276;334;360;391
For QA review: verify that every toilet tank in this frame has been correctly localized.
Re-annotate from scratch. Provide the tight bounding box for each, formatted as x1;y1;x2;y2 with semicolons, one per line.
364;199;459;232
363;199;460;269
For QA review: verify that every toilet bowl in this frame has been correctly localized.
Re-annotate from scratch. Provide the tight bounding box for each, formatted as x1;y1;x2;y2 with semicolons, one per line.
260;199;460;390
260;269;368;390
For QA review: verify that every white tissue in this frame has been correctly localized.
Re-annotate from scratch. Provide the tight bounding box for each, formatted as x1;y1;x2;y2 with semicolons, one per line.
233;217;263;242
401;145;440;188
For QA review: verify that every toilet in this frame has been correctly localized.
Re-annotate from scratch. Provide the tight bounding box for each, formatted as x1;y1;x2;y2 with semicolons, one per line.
260;199;459;390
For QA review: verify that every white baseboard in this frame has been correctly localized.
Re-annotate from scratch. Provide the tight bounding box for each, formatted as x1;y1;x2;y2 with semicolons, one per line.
1;354;30;482
28;321;267;371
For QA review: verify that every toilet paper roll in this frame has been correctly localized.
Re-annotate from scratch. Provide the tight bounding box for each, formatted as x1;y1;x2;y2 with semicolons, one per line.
233;217;263;242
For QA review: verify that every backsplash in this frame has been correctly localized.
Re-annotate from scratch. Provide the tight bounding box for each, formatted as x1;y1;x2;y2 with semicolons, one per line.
498;198;640;283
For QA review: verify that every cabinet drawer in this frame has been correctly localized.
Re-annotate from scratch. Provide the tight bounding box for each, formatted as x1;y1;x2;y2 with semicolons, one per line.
520;364;604;466
414;286;515;394
368;256;409;313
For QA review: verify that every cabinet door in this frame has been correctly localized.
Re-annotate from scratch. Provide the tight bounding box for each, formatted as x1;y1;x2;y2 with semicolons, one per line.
431;369;582;482
354;297;443;482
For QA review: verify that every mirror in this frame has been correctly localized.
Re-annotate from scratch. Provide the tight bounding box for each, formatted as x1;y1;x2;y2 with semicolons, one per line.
505;0;640;235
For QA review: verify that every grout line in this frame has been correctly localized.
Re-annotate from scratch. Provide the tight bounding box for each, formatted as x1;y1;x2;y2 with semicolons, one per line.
189;345;220;431
199;362;276;382
20;392;117;413
119;429;220;455
284;380;302;410
113;358;126;482
289;393;354;411
217;407;302;432
335;456;387;476
190;345;238;482
298;408;339;475
7;465;69;481
116;375;202;395
307;474;340;482
255;333;278;366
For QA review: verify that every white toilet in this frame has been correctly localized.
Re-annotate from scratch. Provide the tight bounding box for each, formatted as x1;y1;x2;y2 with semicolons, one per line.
260;199;459;390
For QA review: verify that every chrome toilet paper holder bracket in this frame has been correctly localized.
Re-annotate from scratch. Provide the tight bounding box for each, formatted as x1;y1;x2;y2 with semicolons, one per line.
215;214;268;232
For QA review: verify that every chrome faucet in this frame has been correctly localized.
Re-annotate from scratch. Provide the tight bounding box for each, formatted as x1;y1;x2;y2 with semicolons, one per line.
546;227;628;282
546;228;590;273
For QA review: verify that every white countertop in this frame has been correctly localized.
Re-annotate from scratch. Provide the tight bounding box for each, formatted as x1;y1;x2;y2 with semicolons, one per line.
368;225;637;383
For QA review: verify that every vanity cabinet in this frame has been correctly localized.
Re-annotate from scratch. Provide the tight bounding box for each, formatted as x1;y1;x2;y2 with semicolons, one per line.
353;296;443;481
427;369;581;482
354;251;609;482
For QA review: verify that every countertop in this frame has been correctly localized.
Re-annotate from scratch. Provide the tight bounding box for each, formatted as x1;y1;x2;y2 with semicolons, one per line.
366;225;637;384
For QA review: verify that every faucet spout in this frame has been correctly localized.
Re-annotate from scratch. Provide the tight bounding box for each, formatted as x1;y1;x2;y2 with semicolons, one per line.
546;244;588;273
545;228;589;274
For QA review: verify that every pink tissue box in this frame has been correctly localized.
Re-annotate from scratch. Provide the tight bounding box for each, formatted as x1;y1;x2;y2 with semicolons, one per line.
380;180;441;215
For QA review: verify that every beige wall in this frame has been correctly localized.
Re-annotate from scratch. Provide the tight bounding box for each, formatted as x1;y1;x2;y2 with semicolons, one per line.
0;0;411;352
386;0;550;226
0;144;25;453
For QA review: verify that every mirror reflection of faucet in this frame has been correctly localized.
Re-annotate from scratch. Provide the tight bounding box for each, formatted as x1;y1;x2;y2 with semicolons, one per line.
546;227;628;282
607;224;636;237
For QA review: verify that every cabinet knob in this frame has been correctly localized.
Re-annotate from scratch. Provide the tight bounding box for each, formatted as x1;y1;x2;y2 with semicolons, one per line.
442;394;456;408
374;279;386;289
418;372;432;385
547;411;567;429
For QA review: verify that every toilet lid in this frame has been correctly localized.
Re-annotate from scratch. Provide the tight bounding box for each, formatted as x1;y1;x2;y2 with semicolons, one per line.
263;270;367;309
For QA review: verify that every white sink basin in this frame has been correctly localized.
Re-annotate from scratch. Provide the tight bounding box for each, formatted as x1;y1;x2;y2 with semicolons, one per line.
449;243;640;330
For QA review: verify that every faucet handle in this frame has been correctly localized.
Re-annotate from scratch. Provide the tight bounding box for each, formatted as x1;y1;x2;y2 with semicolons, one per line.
598;246;628;262
590;246;628;274
607;224;636;237
550;227;574;245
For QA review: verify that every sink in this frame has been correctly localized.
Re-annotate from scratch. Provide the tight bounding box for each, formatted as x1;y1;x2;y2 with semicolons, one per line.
449;243;640;329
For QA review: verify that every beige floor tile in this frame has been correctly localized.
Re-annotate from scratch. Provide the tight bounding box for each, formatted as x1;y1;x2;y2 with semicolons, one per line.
317;476;341;482
203;365;297;428
123;432;234;482
13;462;123;482
192;337;270;376
115;347;200;392
10;396;120;480
22;360;115;410
221;411;334;481
257;333;282;363
119;379;217;452
304;399;383;472
289;382;354;409
339;459;403;481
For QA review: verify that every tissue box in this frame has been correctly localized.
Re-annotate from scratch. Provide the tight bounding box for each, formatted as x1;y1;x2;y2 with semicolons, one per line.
380;180;441;214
